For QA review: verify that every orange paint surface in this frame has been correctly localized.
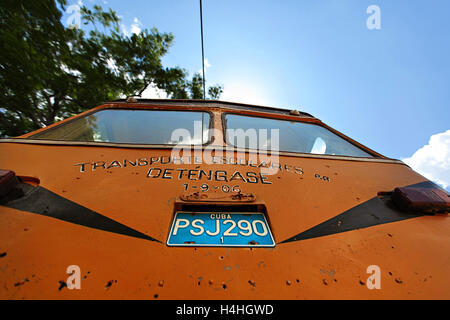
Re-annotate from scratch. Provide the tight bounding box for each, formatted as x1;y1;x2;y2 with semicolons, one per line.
0;101;448;299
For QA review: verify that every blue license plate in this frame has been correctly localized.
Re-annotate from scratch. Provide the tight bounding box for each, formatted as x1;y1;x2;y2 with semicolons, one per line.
167;212;275;247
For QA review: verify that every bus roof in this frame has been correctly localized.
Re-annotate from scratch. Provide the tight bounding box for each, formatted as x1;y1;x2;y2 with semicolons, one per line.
109;98;315;118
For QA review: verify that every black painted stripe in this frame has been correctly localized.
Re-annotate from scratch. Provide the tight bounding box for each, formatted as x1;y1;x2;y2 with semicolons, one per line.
280;196;423;244
279;180;446;244
1;185;161;243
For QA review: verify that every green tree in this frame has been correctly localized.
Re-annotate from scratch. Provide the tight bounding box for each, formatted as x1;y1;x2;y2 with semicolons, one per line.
0;0;222;137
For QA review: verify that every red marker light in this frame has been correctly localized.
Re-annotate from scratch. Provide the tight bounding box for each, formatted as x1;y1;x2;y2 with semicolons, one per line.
393;185;450;213
0;170;18;199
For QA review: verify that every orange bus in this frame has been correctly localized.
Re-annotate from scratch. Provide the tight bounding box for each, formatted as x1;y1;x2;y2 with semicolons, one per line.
0;99;448;299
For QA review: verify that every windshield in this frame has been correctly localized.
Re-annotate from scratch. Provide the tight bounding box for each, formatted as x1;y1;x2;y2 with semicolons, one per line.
225;114;374;157
31;109;210;145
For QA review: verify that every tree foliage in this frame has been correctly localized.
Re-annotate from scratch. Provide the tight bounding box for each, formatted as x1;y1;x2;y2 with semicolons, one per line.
0;0;222;137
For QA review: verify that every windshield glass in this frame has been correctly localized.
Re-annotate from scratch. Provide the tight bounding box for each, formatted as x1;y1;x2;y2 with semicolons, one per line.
31;109;210;145
225;114;374;157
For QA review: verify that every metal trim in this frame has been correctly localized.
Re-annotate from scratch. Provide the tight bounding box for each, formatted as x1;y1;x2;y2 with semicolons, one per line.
0;138;405;164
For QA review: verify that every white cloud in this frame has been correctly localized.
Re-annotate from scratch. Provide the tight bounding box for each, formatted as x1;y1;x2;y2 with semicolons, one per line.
106;58;119;75
403;129;450;190
121;17;142;36
61;63;81;78
140;82;168;99
130;17;142;35
198;58;211;74
220;82;271;106
120;24;130;37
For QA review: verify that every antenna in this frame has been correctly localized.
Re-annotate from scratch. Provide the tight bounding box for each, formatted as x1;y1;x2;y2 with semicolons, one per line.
199;0;206;99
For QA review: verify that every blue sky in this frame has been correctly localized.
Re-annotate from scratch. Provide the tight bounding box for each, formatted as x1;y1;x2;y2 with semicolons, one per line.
67;0;450;190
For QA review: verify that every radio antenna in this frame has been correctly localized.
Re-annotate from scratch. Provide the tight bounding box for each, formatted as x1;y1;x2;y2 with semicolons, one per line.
199;0;206;99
